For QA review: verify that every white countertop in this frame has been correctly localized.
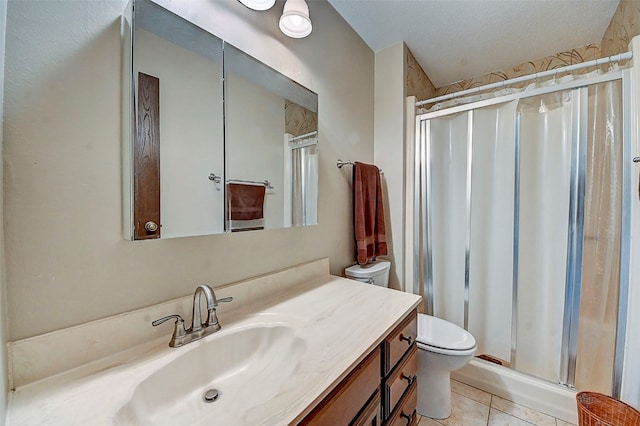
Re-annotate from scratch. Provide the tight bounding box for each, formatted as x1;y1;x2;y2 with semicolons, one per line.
7;274;421;425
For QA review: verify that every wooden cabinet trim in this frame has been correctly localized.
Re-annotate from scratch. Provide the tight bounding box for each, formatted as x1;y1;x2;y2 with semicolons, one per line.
133;72;161;240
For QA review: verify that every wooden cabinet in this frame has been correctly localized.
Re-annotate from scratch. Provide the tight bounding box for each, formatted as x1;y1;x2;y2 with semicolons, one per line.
300;309;418;426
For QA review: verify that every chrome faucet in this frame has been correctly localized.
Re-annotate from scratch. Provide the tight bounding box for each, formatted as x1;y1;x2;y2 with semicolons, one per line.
152;284;233;348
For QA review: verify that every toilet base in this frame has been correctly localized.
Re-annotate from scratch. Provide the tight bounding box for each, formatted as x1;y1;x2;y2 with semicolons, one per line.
417;368;452;419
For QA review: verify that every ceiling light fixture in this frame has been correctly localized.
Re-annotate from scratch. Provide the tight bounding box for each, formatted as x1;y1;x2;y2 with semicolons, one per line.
238;0;275;11
279;0;312;39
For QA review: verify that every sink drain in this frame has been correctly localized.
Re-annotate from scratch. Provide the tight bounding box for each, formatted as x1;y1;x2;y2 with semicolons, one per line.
202;388;220;403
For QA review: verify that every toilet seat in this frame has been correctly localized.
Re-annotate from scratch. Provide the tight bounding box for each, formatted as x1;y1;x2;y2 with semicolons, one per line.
416;314;477;356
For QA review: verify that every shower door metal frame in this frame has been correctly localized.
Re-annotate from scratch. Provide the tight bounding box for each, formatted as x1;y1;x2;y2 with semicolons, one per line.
613;69;632;398
559;87;587;388
414;70;630;396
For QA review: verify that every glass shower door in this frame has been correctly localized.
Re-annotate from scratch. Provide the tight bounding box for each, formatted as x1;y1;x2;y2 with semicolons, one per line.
417;77;626;395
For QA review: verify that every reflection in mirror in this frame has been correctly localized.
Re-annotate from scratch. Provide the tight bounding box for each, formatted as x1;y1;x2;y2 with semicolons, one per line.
224;44;318;231
124;0;318;240
130;0;224;240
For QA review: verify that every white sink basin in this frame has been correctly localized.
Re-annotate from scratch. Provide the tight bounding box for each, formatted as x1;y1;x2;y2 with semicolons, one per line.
114;323;306;426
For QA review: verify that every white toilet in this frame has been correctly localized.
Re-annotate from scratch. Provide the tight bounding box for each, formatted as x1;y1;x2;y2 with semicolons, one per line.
344;261;476;420
415;314;477;419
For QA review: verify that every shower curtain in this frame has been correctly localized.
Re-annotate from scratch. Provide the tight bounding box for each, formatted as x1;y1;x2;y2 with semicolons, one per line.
575;80;622;393
422;79;623;392
516;91;573;382
468;101;517;365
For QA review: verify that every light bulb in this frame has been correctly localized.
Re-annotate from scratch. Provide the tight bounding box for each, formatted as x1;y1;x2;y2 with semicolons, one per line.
279;0;312;38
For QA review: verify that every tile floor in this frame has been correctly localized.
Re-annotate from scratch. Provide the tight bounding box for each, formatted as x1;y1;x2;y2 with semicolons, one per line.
417;380;576;426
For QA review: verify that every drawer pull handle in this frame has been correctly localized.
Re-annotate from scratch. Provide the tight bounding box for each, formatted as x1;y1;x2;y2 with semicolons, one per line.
401;374;416;385
400;334;414;345
400;409;416;425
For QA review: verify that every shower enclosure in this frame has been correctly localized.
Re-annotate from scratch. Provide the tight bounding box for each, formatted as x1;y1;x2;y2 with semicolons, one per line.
412;70;631;397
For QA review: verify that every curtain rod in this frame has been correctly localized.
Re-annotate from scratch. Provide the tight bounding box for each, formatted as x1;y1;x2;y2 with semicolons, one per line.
416;51;633;107
289;130;318;142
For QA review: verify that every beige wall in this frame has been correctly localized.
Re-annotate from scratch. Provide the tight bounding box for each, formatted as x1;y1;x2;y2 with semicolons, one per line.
1;0;8;420
374;43;405;290
3;0;374;341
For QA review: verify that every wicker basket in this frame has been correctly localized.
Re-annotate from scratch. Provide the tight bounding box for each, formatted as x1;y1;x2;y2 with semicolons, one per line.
577;392;640;426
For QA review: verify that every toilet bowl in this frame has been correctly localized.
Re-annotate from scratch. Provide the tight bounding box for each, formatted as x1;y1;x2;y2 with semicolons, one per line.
416;314;477;419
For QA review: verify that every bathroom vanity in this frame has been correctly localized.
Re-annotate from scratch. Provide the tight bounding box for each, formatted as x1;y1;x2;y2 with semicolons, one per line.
6;259;421;425
301;309;418;425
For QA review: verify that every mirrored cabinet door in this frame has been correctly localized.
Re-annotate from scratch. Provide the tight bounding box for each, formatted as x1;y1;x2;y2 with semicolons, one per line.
224;44;318;232
123;0;318;240
126;0;224;240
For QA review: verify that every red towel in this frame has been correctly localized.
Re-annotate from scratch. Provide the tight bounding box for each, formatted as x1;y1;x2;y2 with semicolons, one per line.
353;162;387;265
227;183;265;220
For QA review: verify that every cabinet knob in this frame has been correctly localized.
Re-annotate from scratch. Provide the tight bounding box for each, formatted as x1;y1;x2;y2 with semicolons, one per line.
400;409;416;425
400;333;414;345
401;373;416;385
145;221;159;232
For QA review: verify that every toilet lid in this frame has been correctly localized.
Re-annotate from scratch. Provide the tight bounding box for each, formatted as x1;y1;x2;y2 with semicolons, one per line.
417;314;476;351
344;260;390;278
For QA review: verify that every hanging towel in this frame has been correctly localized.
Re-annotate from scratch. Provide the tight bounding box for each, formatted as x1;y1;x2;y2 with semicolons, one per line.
227;183;265;221
353;162;387;265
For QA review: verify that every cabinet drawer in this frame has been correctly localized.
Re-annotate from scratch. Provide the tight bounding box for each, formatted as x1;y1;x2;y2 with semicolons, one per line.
384;345;417;418
385;381;418;426
300;347;381;425
383;310;417;375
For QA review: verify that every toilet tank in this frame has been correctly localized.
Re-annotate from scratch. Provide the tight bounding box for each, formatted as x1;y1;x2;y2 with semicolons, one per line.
344;260;391;287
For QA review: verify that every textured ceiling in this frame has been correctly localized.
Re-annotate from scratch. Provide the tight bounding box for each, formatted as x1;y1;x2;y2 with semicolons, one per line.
327;0;620;88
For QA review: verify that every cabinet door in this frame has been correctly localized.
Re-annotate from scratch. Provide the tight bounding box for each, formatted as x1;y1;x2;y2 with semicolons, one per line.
352;389;381;426
300;347;381;425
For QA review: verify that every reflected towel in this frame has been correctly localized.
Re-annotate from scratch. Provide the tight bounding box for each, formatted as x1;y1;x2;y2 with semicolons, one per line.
353;162;387;265
227;183;265;221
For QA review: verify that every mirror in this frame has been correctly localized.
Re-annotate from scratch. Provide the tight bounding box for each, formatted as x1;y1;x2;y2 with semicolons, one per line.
224;44;318;232
124;0;318;240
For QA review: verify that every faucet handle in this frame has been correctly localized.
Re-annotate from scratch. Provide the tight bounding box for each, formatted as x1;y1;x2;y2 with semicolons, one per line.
152;314;187;347
152;314;184;327
204;295;233;328
217;296;233;304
